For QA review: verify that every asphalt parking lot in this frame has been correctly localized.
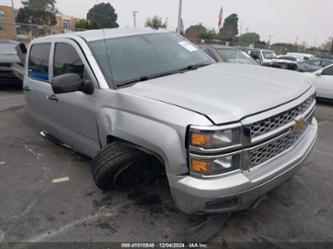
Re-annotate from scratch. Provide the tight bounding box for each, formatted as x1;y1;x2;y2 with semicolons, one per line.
0;88;332;243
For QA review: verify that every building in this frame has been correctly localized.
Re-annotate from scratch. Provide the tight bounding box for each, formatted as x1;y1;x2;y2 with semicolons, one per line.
185;24;207;43
0;5;81;42
0;5;16;40
55;14;81;34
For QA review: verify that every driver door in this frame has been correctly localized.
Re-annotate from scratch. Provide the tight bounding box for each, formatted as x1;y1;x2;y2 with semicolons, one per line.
48;39;101;157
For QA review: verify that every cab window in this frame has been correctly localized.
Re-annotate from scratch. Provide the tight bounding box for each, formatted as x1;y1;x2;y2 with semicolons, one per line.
53;43;84;78
28;43;51;81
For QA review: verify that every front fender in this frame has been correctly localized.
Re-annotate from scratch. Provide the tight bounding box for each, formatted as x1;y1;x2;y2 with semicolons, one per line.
95;89;212;175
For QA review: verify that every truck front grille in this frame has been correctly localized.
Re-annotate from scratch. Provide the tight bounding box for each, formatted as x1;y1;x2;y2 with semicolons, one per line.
248;95;314;139
248;116;311;168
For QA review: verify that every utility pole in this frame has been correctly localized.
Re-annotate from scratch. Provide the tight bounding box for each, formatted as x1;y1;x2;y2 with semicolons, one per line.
132;11;138;28
268;35;274;45
176;0;183;34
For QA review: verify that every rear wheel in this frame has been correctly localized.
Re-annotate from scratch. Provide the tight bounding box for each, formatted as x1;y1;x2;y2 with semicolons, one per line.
91;141;143;190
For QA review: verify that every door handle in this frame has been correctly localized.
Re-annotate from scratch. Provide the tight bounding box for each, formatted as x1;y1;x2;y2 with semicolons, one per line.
47;94;58;102
23;86;30;92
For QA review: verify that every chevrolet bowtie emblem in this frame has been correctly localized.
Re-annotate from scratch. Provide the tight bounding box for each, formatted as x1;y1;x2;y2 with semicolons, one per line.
293;117;305;133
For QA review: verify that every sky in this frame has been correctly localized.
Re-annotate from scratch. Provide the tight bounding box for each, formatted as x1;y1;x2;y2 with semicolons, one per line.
1;0;332;46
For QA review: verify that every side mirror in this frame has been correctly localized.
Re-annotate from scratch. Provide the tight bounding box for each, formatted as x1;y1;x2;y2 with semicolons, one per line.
51;73;94;94
15;43;27;65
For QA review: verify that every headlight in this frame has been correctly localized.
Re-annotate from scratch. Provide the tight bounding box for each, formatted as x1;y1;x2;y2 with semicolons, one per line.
188;123;243;176
189;124;242;151
190;153;241;176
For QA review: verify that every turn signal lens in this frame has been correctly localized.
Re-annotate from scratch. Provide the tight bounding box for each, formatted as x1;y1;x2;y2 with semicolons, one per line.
191;159;212;173
191;133;212;146
189;125;242;149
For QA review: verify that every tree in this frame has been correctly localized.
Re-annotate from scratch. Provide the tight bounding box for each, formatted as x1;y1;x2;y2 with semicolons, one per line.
22;0;57;13
200;29;220;40
220;13;238;39
16;0;57;38
239;32;260;45
321;37;333;52
145;16;167;29
16;7;56;26
87;3;119;29
75;19;98;30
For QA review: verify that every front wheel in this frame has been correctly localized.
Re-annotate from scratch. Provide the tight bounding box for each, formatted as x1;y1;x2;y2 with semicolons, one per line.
91;141;142;190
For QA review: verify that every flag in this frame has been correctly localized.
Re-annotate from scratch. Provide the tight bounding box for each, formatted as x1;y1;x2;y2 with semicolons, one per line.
218;7;223;29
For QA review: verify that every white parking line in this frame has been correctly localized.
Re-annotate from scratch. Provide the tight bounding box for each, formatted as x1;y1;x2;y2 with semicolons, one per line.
27;213;102;242
26;201;126;242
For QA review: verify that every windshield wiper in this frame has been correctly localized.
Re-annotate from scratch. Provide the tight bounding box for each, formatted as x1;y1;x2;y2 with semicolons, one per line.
117;62;212;87
177;62;212;72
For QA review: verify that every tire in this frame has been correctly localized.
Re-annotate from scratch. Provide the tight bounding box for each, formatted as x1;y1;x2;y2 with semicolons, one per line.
91;141;142;190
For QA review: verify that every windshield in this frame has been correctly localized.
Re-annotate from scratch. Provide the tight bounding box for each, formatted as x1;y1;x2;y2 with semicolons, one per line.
0;43;17;55
89;33;212;87
217;48;258;65
262;50;276;59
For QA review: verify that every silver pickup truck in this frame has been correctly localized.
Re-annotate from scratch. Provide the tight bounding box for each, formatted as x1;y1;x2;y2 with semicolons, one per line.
22;28;317;215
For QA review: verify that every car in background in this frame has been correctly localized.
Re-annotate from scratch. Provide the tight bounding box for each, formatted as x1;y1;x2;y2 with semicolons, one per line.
199;44;259;65
298;58;333;72
286;52;314;62
249;49;277;66
0;40;22;86
249;49;297;70
306;64;333;101
271;55;298;70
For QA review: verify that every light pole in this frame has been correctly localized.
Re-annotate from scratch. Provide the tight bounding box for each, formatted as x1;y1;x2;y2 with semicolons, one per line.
268;35;274;46
177;0;183;34
132;11;138;28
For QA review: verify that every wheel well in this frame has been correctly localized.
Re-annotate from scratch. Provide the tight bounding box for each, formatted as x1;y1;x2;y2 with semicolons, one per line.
106;135;165;168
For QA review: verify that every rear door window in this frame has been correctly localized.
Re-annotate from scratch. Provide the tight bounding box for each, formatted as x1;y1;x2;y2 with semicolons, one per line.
53;43;84;79
28;43;51;81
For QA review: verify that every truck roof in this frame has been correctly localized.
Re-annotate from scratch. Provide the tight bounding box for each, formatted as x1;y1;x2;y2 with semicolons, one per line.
32;28;169;43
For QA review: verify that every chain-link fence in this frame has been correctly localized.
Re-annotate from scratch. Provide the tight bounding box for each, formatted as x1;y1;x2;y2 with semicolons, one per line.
0;22;82;43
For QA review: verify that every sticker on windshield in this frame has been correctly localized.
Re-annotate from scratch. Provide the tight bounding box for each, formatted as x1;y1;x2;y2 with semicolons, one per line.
178;41;198;52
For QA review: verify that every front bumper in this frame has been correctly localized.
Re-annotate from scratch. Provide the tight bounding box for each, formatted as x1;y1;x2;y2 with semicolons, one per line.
168;118;317;215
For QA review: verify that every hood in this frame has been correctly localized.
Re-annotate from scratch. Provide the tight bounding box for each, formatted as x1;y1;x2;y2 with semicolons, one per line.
120;63;313;124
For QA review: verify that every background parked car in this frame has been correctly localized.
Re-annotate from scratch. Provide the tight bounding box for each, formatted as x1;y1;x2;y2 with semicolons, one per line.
298;58;333;72
306;64;333;101
271;55;298;70
286;52;315;62
199;44;259;65
0;39;22;86
249;49;297;70
249;49;277;66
